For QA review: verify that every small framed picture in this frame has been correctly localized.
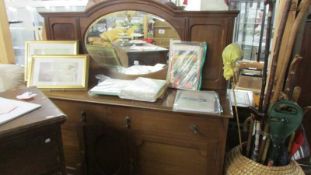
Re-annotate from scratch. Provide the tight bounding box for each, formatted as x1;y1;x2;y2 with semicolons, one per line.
28;55;89;89
24;41;79;81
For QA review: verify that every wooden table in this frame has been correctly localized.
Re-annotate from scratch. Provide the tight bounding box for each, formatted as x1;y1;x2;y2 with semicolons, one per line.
0;87;66;175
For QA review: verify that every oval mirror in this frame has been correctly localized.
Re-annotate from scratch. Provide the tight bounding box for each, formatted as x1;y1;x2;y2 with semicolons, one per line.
85;10;180;76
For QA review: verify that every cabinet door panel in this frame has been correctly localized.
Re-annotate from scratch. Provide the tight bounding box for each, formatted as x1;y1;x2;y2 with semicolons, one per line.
0;126;62;175
134;136;219;175
84;123;130;175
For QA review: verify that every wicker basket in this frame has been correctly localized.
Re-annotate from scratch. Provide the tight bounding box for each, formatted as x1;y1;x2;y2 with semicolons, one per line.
225;145;305;175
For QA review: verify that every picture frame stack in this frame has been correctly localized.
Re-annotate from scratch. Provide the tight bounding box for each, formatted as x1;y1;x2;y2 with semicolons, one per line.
24;41;89;90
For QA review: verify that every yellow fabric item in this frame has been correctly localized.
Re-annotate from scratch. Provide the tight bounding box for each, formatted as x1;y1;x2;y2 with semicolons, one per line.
100;28;124;42
99;26;137;43
222;43;243;80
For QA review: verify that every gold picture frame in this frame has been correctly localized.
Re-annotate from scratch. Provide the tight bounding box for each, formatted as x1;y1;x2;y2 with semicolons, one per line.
27;55;89;89
24;40;79;81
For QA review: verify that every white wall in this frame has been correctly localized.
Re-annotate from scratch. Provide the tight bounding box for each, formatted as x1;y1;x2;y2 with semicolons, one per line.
184;0;228;11
185;0;202;11
201;0;228;11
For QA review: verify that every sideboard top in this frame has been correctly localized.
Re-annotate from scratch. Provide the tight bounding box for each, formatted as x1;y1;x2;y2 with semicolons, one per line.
43;89;233;118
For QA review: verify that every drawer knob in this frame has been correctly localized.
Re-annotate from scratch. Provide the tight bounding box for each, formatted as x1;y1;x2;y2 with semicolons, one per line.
44;138;51;143
190;124;199;135
124;116;131;129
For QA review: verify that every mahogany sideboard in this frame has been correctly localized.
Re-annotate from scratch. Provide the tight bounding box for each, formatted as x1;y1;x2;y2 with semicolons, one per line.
0;87;66;175
40;1;238;174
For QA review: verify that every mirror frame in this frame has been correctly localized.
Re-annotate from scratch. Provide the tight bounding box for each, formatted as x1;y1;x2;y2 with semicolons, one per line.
40;0;238;90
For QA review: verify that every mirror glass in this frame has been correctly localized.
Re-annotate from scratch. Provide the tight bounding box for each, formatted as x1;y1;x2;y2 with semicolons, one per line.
85;10;180;75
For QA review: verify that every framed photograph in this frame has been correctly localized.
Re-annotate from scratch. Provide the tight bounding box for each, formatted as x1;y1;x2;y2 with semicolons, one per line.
28;55;89;89
24;41;78;81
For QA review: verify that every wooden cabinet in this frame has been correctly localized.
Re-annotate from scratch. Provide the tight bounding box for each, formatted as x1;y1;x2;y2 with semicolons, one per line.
0;125;64;175
40;1;236;174
46;89;232;175
0;87;66;175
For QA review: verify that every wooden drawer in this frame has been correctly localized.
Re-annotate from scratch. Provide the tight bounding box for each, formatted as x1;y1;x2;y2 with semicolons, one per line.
0;125;62;175
55;100;224;142
83;104;224;142
53;99;84;130
82;103;127;129
128;108;223;141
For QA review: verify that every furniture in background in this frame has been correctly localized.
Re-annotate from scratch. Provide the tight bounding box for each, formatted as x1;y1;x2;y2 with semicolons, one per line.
114;42;168;67
0;87;66;175
40;0;238;174
235;61;264;94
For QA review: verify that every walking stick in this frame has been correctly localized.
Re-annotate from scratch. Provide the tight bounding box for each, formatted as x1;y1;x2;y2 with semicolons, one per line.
249;0;292;163
271;0;311;104
262;0;292;112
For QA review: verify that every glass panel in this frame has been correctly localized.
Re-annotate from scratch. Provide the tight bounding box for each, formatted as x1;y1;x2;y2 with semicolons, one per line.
85;10;181;75
230;1;269;61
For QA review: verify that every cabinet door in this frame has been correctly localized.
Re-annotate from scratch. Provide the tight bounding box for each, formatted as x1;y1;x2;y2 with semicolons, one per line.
132;133;220;175
0;125;64;175
84;117;130;175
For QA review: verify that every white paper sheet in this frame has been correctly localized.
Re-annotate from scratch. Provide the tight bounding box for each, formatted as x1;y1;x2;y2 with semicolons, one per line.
0;97;41;125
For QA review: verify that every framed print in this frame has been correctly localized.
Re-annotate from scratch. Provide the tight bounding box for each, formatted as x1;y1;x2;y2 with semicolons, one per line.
24;40;78;81
167;40;207;90
28;55;89;89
